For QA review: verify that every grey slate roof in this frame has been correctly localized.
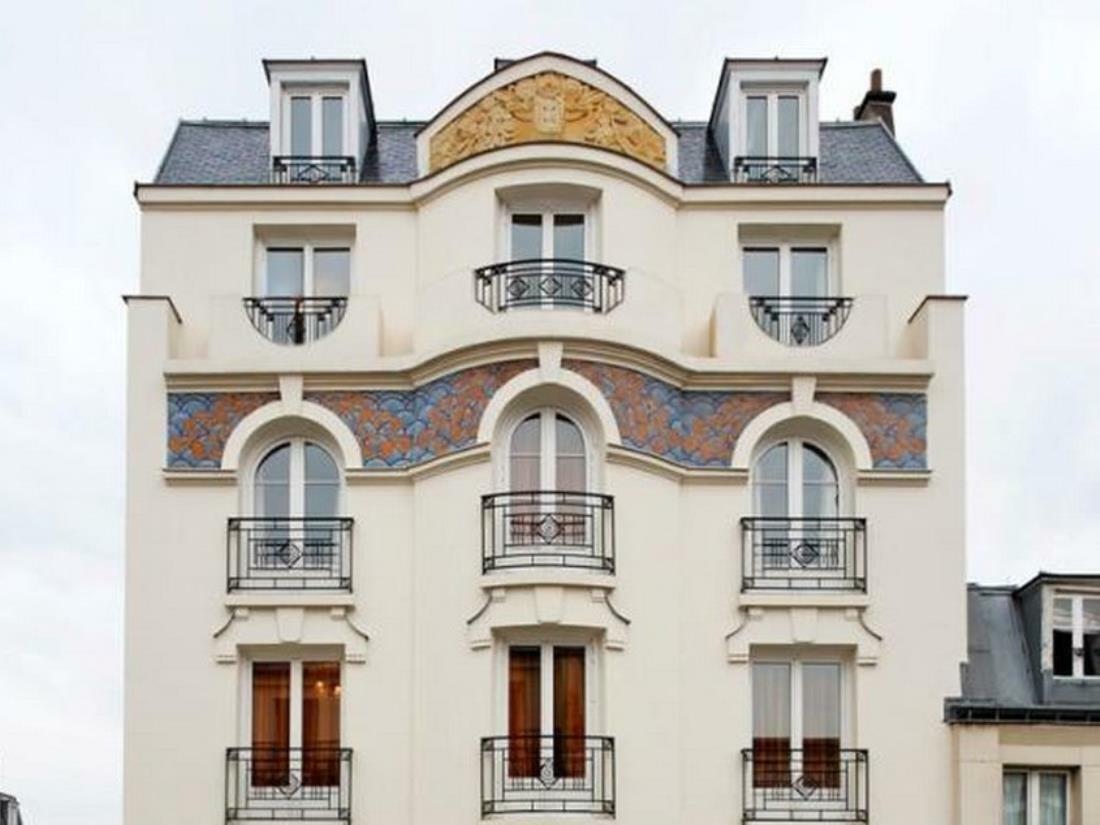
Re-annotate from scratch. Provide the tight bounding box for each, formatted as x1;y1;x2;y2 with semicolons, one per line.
152;118;924;185
959;585;1037;706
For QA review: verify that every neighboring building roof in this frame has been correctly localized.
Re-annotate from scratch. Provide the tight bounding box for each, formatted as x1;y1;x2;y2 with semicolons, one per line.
946;576;1100;725
153;118;924;186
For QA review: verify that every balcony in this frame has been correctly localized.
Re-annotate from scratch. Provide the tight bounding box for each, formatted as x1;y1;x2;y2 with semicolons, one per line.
474;259;625;314
481;492;615;574
243;297;348;346
271;155;357;184
733;156;818;183
226;747;352;822
481;736;615;816
227;517;353;592
742;748;868;822
749;296;853;347
741;518;866;593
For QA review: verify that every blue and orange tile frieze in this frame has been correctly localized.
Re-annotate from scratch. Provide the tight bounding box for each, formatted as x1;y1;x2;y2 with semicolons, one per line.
166;360;928;471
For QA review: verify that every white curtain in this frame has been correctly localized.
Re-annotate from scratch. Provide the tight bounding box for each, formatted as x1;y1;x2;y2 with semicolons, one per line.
802;663;840;740
752;663;791;738
1002;773;1027;825
1039;774;1066;825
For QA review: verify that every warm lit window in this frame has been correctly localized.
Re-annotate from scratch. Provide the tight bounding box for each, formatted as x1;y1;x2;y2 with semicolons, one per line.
249;659;341;788
286;90;346;157
264;245;350;298
752;657;844;790
1003;770;1068;825
1052;593;1100;677
743;245;830;298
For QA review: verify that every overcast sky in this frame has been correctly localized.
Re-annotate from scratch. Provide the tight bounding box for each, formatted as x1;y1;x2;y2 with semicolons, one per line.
1;0;1097;822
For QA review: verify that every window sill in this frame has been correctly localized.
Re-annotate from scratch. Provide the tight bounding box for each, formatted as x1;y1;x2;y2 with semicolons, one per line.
480;569;616;591
738;591;870;609
225;592;357;609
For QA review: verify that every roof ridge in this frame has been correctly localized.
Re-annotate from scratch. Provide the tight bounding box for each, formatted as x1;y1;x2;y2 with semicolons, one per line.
178;118;270;128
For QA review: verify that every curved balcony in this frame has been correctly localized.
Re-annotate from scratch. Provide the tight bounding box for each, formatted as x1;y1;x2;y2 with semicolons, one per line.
741;517;866;592
270;155;357;184
243;296;348;346
481;735;616;815
481;491;615;574
227;517;353;592
733;155;818;183
474;259;625;313
748;296;853;347
742;747;868;822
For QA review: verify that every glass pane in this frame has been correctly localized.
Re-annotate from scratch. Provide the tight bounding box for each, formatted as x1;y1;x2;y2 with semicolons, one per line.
291;97;312;155
746;96;768;157
803;445;839;518
755;443;788;518
1053;597;1074;629
511;214;543;260
1085;598;1100;676
553;214;585;260
555;415;586;491
255;445;291;517
305;443;338;482
553;647;586;778
1039;774;1067;825
252;662;290;787
1053;596;1074;676
744;248;779;296
302;662;341;787
321;97;343;156
778;96;800;158
802;663;841;740
314;249;350;296
1003;773;1027;825
791;249;828;297
510;415;541;491
266;249;304;297
508;647;542;778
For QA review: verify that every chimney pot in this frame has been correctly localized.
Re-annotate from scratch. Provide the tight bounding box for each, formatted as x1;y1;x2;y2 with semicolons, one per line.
871;68;882;92
854;67;897;135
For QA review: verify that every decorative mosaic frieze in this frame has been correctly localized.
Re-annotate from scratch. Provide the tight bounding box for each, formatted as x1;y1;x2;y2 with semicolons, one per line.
167;392;279;469
817;393;928;470
564;360;786;468
307;361;536;469
429;71;666;172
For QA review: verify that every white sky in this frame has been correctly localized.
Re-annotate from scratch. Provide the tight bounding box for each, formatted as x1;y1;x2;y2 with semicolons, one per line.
0;0;1098;822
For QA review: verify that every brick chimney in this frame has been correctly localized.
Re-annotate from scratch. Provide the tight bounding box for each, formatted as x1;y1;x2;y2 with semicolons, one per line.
853;68;897;135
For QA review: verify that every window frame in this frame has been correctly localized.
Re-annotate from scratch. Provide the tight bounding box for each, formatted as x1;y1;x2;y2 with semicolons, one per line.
752;437;842;519
1002;769;1071;825
248;438;343;519
257;240;352;298
1051;590;1100;679
750;650;851;749
501;196;596;263
739;87;809;158
238;651;344;753
741;242;836;298
280;86;349;157
501;408;592;494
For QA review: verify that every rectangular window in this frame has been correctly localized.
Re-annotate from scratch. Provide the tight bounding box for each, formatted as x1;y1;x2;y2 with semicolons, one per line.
266;248;305;297
743;248;780;296
510;214;544;260
791;248;829;297
321;97;344;157
508;647;542;777
744;244;831;297
1053;593;1100;677
752;662;792;788
1004;771;1068;825
313;249;350;296
264;245;350;298
553;647;586;777
302;662;341;786
252;662;291;787
746;96;768;158
777;96;800;158
290;97;312;156
552;214;585;260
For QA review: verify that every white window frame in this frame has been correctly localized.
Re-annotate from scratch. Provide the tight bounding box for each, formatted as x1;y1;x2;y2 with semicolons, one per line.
1002;769;1071;825
1051;590;1100;679
753;437;843;518
741;242;836;297
280;86;349;157
248;438;343;518
750;651;851;748
500;408;592;493
238;651;344;751
494;630;602;739
255;240;352;297
501;199;596;262
739;87;808;158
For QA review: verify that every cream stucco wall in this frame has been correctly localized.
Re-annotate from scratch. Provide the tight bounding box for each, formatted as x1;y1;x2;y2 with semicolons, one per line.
126;135;964;825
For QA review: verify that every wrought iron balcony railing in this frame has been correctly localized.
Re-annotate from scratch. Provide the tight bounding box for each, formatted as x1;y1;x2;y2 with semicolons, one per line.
227;517;353;592
481;491;615;574
481;735;615;816
226;747;352;822
748;296;853;347
474;259;625;313
741;517;867;592
243;297;348;346
742;747;868;822
271;156;357;184
733;156;818;183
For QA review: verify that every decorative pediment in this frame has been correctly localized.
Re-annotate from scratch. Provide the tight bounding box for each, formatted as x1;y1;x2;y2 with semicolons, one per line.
428;70;668;173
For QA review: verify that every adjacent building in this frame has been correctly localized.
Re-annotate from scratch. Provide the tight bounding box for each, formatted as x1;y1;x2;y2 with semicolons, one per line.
126;51;979;824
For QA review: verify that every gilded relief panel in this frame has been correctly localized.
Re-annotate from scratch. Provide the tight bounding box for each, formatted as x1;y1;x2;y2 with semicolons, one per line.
429;71;667;172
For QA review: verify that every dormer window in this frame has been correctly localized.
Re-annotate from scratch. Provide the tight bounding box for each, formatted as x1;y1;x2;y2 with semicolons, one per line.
1052;593;1100;677
738;89;813;182
288;90;346;157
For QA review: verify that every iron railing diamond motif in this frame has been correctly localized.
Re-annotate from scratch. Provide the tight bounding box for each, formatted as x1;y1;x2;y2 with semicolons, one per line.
474;259;625;313
733;156;818;183
741;517;867;592
271;156;357;184
226;747;352;822
742;748;868;822
481;491;615;574
748;296;853;347
481;736;616;816
227;517;353;592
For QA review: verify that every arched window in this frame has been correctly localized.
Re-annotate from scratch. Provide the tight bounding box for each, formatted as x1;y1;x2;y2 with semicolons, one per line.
753;439;839;518
508;410;587;492
254;439;340;517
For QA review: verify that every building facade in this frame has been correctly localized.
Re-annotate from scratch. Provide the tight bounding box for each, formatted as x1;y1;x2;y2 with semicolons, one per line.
126;52;969;824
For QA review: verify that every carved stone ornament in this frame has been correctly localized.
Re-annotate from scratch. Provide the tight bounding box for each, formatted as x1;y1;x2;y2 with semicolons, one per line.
429;71;667;172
